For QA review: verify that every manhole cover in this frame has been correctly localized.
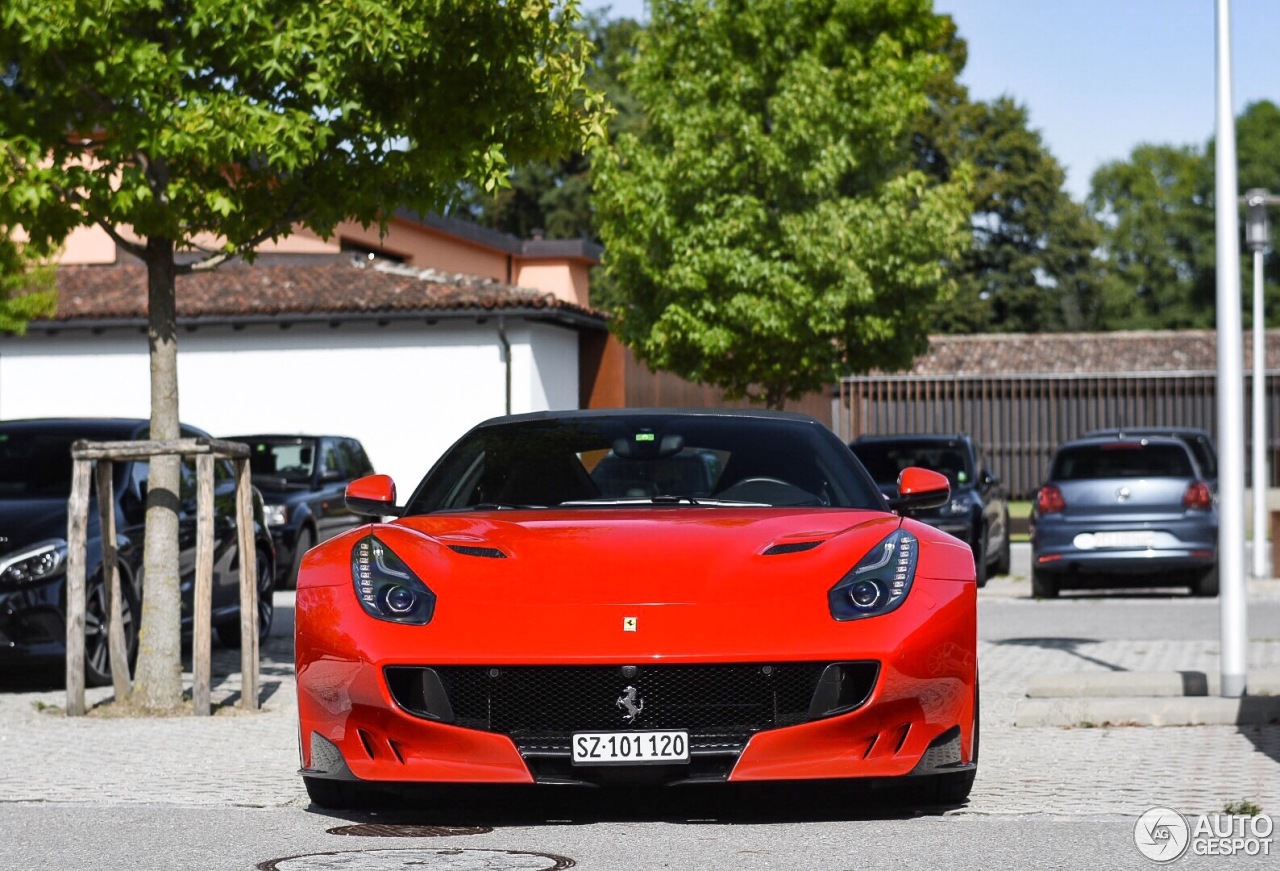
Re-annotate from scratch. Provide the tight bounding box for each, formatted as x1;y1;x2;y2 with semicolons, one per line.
327;825;493;838
258;848;574;870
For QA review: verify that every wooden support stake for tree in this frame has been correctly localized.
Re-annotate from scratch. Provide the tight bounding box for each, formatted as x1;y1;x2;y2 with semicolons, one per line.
235;457;260;711
193;454;215;715
65;459;91;716
94;460;131;704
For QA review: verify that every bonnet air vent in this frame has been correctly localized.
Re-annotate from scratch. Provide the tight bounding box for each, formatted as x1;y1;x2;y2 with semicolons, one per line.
763;540;824;556
447;545;507;559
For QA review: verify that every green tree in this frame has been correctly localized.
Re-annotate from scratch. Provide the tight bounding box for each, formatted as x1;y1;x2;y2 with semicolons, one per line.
0;0;604;710
1088;144;1214;329
593;0;971;408
0;238;56;333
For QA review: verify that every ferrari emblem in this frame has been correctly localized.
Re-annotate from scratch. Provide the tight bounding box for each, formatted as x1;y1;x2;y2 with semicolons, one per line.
617;686;644;723
623;616;637;632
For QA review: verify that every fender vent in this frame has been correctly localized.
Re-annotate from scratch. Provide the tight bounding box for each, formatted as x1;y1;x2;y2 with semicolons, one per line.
763;540;823;556
447;545;507;559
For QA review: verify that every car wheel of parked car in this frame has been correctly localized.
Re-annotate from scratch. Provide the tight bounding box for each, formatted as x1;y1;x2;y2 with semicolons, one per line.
1192;565;1219;598
84;564;140;688
972;539;988;588
1031;568;1059;599
216;548;275;648
285;526;315;590
994;522;1012;577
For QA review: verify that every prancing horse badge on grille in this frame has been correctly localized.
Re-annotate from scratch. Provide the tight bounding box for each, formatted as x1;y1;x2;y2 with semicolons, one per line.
617;686;644;723
623;616;637;632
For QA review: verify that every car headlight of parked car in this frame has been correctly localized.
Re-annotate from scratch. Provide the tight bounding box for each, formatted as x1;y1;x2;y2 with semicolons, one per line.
0;539;68;585
262;504;289;528
828;529;918;621
351;535;436;625
938;496;971;517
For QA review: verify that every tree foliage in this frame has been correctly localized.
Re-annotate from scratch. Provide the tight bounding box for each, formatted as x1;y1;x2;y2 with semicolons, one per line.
0;0;605;709
0;236;56;333
593;0;971;407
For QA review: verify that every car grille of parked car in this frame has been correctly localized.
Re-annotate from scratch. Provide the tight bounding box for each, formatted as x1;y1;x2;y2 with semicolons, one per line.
384;661;879;775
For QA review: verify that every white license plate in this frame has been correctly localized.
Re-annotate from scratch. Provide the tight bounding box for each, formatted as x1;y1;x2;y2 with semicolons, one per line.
571;731;690;765
1093;531;1157;548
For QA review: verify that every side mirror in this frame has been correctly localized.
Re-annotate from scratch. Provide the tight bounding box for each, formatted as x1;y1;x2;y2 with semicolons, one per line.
888;467;950;512
346;474;401;517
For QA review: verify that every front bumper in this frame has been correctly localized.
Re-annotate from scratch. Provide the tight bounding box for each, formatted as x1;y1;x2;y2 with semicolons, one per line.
295;581;977;788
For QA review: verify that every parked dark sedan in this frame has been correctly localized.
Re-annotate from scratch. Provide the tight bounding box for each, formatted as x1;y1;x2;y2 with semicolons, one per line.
0;418;276;685
1030;435;1218;597
226;434;375;588
850;434;1010;586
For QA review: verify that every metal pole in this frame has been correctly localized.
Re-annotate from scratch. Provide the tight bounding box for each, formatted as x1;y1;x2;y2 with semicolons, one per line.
1253;247;1268;578
1215;0;1248;699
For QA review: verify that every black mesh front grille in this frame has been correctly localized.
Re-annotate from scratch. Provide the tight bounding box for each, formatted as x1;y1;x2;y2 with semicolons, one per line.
385;661;878;752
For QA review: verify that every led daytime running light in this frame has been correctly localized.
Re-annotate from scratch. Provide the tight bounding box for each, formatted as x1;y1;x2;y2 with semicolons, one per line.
829;530;918;621
351;535;436;625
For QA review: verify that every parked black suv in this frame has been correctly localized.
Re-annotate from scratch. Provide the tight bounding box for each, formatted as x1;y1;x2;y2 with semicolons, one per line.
227;435;375;588
0;418;275;686
850;433;1011;586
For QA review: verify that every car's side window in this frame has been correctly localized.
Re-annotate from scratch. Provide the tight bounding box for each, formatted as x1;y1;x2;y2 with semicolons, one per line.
319;440;343;478
338;439;374;478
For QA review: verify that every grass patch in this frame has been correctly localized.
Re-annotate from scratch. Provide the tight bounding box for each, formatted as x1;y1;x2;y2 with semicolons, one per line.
1224;798;1263;816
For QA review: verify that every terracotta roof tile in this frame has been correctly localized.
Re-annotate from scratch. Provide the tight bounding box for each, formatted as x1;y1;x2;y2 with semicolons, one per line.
52;257;603;322
891;330;1280;376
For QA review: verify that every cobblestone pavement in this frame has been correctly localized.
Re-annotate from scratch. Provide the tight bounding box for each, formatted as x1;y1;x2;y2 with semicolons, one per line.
0;591;1277;819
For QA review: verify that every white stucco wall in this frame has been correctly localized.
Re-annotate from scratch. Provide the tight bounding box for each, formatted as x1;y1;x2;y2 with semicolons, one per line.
0;317;582;493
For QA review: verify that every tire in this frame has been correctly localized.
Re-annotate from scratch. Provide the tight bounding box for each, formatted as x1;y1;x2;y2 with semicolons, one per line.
972;539;988;588
1192;565;1219;597
83;565;140;688
994;519;1012;577
216;548;275;648
284;526;315;590
1031;568;1059;599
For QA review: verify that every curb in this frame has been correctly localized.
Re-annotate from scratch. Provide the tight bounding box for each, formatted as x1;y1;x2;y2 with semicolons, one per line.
1015;695;1280;727
1027;668;1280;699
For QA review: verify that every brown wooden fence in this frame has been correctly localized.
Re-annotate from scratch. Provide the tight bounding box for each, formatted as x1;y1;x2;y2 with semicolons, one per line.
839;371;1280;500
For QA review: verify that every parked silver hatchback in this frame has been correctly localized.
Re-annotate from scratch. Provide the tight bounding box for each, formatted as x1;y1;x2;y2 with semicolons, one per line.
1030;435;1218;597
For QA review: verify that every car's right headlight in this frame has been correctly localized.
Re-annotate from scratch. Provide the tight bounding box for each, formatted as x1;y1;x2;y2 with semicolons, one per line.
828;529;918;621
351;535;436;625
263;504;289;527
0;539;68;585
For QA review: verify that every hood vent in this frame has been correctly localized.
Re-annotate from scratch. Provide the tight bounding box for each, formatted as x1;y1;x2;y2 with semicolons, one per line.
447;545;507;559
763;540;823;556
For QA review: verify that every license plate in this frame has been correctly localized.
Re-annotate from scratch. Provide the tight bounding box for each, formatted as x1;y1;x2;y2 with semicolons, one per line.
1093;531;1157;548
571;730;690;765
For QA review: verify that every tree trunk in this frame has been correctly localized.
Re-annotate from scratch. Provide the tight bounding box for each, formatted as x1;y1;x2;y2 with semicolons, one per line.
131;237;184;710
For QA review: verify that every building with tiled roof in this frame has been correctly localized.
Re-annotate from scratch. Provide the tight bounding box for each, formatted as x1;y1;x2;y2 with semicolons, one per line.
0;213;613;485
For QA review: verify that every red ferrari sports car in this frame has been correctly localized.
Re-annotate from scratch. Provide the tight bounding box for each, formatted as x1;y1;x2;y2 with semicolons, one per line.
295;409;978;808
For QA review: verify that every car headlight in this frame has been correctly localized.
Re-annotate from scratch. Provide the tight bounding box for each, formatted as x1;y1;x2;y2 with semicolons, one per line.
263;504;289;527
828;529;918;621
939;497;970;517
0;539;69;585
351;535;436;625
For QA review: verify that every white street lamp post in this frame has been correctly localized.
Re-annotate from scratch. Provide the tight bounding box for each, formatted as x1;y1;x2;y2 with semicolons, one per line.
1243;190;1275;580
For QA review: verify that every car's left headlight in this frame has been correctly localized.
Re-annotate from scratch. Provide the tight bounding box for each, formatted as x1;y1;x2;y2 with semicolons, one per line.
263;504;289;527
351;534;436;625
828;529;918;621
939;496;970;517
0;539;69;585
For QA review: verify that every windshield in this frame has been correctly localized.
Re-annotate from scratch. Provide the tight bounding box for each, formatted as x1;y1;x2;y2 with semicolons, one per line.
405;414;883;513
242;439;318;484
0;432;130;499
851;441;974;488
1052;442;1194;480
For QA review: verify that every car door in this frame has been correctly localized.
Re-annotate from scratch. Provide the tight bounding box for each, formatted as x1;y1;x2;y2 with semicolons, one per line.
312;437;353;542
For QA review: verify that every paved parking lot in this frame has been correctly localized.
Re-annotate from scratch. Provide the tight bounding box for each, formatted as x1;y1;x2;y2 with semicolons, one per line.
1;578;1277;821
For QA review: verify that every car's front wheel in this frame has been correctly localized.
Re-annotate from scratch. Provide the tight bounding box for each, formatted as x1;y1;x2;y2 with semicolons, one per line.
215;547;275;647
83;564;140;688
972;539;988;588
923;680;979;805
284;526;315;590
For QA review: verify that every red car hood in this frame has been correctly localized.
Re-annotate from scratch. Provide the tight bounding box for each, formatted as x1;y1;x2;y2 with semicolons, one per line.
381;508;910;606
